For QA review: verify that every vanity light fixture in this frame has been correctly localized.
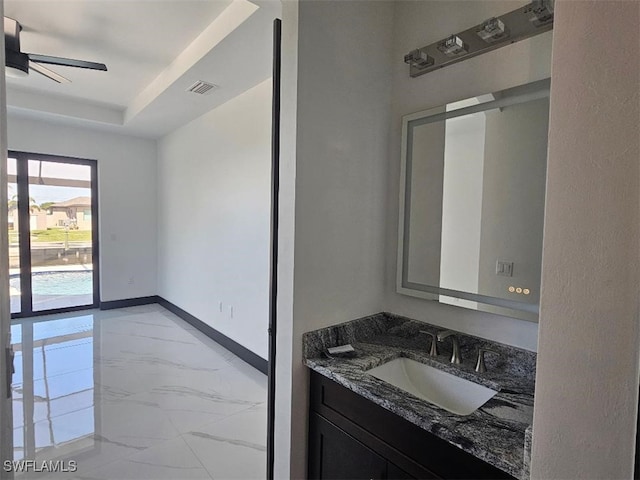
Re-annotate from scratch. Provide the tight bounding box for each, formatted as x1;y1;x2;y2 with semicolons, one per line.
403;49;434;70
403;0;554;78
526;0;554;27
476;18;509;43
437;35;468;57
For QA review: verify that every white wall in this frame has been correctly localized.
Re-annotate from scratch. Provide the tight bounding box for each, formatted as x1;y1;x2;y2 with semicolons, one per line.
6;115;158;303
157;79;272;359
385;0;552;350
531;1;640;477
275;1;394;477
440;112;485;303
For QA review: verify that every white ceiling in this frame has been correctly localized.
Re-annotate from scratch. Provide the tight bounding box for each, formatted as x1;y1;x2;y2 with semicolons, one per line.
3;0;280;138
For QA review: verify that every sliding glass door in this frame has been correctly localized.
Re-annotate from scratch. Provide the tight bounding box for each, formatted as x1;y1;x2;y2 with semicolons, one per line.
8;152;99;317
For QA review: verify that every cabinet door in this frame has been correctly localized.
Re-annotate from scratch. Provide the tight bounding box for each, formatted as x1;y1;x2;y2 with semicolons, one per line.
387;462;416;479
309;413;387;480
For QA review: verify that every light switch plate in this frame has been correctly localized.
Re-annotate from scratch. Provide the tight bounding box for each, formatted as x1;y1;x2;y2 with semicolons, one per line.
496;260;514;277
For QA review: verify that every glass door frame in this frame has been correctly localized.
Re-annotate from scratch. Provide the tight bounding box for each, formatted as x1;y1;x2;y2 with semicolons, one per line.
9;151;100;319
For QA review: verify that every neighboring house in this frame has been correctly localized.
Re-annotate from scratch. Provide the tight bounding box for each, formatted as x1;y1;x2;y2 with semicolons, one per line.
9;196;92;231
44;196;92;230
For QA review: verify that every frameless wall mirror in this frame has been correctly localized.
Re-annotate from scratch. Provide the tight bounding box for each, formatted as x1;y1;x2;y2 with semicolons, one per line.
397;79;550;322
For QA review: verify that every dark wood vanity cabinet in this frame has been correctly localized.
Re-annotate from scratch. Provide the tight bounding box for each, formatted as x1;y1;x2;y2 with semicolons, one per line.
308;371;516;480
309;413;389;479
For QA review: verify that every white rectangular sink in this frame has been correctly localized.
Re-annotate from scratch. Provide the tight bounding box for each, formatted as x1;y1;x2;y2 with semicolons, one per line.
366;358;497;415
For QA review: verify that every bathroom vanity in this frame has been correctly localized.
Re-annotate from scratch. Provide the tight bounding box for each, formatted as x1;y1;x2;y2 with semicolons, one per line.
304;313;535;480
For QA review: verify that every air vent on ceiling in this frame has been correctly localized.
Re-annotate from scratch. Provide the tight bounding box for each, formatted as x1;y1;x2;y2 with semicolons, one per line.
186;80;218;96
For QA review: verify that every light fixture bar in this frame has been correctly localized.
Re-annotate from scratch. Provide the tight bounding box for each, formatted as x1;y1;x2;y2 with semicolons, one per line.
403;49;434;69
404;0;553;78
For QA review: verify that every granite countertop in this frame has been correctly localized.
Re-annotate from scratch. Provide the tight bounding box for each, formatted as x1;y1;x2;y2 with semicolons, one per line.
303;313;536;480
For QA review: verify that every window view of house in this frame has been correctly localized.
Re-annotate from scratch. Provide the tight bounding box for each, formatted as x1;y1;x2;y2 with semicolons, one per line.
8;156;96;315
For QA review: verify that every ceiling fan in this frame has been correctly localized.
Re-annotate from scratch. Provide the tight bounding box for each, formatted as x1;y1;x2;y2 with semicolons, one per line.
4;17;107;84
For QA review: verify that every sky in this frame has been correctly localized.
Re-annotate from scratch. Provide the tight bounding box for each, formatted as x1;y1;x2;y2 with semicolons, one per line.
29;185;91;205
7;158;92;205
8;183;91;205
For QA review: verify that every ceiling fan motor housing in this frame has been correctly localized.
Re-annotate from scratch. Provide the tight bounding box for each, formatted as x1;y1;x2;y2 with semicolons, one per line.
4;17;28;76
6;50;29;76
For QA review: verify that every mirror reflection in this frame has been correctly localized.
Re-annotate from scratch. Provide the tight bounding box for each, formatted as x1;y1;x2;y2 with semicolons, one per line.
11;316;96;462
398;80;550;321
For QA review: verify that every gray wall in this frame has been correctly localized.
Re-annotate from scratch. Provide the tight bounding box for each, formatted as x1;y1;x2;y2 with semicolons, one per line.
477;98;549;308
275;1;394;477
531;1;640;477
406;119;445;287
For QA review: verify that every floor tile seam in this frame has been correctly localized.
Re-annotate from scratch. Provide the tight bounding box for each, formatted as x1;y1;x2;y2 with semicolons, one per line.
98;432;185;461
98;390;181;433
12;404;97;431
12;366;96;390
165;405;251;435
99;331;201;347
155;393;229;436
94;309;165;322
178;431;217;480
101;321;182;331
101;316;202;337
104;436;214;479
22;343;94;358
179;402;268;448
60;434;189;480
205;402;267;426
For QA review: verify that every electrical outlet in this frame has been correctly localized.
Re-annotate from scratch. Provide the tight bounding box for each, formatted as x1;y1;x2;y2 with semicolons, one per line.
219;302;223;313
127;276;134;285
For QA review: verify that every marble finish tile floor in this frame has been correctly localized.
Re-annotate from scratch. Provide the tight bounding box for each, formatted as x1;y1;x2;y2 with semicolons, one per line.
10;304;267;480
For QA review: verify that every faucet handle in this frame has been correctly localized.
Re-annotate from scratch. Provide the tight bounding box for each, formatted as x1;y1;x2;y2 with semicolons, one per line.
419;331;438;356
475;348;500;373
437;330;461;364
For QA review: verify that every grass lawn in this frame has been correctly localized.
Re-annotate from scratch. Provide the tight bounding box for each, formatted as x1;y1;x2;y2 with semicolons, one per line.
31;229;92;242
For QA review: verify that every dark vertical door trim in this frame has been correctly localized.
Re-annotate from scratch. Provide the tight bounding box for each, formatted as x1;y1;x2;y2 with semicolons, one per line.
91;160;100;308
267;17;282;480
15;153;32;314
635;380;640;479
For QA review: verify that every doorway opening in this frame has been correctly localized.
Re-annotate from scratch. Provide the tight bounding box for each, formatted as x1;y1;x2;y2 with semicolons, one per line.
7;151;99;318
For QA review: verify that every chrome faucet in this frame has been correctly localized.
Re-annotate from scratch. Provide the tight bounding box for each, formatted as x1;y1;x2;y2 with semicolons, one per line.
475;348;500;373
419;331;438;356
437;330;461;364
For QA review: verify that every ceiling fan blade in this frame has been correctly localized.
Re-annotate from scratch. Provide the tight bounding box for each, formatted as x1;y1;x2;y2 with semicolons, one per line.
29;61;71;84
27;53;107;71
